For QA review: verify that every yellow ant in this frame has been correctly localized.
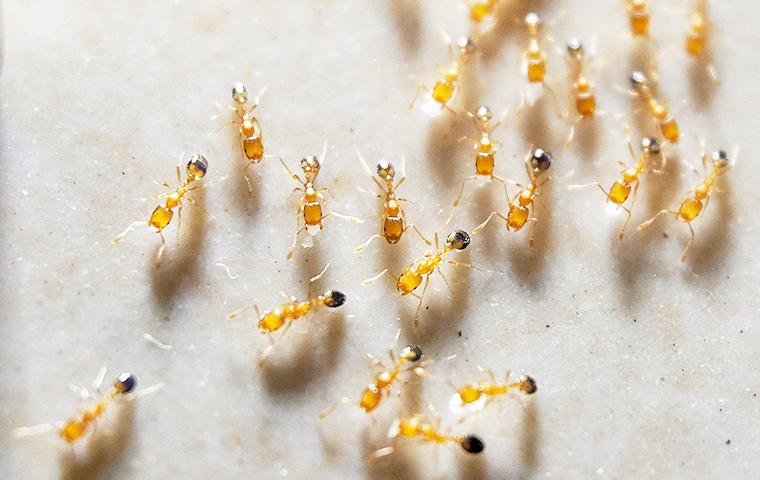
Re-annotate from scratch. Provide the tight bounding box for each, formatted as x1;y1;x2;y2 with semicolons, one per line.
227;264;346;366
469;0;503;24
685;0;719;82
409;35;477;115
564;39;601;147
354;153;426;253
280;144;362;260
628;70;680;145
12;370;161;444
473;147;553;246
111;154;208;264
229;83;278;195
370;413;485;461
319;344;424;419
450;370;536;412
569;135;662;240
638;146;734;261
626;0;652;37
449;105;508;212
517;13;563;117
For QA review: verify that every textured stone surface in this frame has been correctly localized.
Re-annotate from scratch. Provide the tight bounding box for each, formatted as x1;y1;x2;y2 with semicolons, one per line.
1;1;758;479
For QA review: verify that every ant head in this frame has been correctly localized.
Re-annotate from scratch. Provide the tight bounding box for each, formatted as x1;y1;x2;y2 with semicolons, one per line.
323;290;346;308
712;150;730;170
525;12;542;30
186;154;209;181
114;372;137;394
531;148;553;172
300;155;321;179
376;160;396;181
629;70;648;90
401;345;423;362
474;105;493;123
232;82;248;104
457;36;476;54
641;137;661;155
566;38;584;58
461;435;485;454
520;375;537;394
447;230;471;250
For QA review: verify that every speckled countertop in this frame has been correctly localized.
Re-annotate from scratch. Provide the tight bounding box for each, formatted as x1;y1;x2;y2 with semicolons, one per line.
1;0;759;479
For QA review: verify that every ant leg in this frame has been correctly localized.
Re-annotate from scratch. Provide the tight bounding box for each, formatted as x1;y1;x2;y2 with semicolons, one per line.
528;214;539;247
436;268;453;295
279;157;304;184
324;211;364;224
307;263;331;298
156;231;167;266
318;397;352;420
355;234;383;253
287;211;306;261
227;303;262;320
111;221;148;244
408;85;432;111
452;175;478;207
242;161;255;197
564;117;581;148
407;224;433;247
619;181;641;240
473;211;508;235
542;82;567;120
638;209;678;230
681;222;696;262
361;268;389;287
413;276;431;327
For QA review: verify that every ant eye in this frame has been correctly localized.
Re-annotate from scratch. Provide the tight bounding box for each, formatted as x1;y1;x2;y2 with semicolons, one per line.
461;435;485;454
323;290;346;308
447;230;471;250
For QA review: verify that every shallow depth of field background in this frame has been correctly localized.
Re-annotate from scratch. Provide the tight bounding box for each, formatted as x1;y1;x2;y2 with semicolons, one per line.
1;1;759;479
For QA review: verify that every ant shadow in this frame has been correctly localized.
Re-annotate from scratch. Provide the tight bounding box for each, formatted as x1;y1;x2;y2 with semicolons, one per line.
457;450;487;480
468;180;505;263
260;309;346;395
362;430;420;480
385;0;421;58
688;52;718;111
476;0;550;64
232;157;263;220
516;398;540;478
150;188;208;309
570;115;601;167
645;150;682;216
683;181;734;278
59;400;135;480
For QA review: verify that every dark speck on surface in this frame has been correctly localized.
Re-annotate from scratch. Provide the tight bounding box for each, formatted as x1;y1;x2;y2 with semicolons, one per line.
458;330;462;337
663;232;669;238
726;439;731;445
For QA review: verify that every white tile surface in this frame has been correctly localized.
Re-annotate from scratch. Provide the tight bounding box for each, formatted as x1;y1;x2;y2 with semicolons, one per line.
1;0;758;479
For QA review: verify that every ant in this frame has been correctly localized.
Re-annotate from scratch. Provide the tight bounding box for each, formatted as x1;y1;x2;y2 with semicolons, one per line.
354;154;425;253
370;413;485;461
639;146;734;261
227;264;346;366
229;83;277;195
517;13;563;117
564;39;601;147
569;134;662;240
409;35;477;115
280;144;362;260
448;105;508;213
12;371;151;444
685;0;719;82
450;370;536;413
473;148;553;246
469;0;502;24
626;0;652;38
628;70;680;145
112;154;208;265
320;344;424;418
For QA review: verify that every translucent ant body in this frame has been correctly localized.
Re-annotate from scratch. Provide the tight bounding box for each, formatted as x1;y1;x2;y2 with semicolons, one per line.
639;148;732;261
469;0;502;24
686;0;709;56
112;154;208;263
354;155;423;253
564;39;599;147
473;148;553;245
371;414;485;460
230;83;275;195
569;136;662;240
395;230;472;324
320;345;424;419
518;13;562;115
409;36;476;114
58;373;137;443
452;371;536;411
449;106;508;210
626;0;652;37
280;147;361;259
630;70;680;144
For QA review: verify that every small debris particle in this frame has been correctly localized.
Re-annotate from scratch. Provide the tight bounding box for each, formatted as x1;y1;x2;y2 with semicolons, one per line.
662;232;669;239
725;439;731;445
457;330;462;337
545;324;550;328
